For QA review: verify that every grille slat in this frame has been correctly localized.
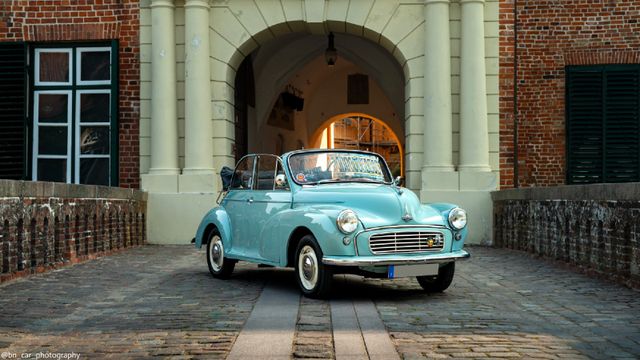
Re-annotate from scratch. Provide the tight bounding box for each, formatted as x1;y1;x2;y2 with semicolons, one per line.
369;231;444;254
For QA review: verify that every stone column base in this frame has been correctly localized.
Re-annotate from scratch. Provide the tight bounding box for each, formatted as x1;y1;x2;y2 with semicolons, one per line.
141;173;179;193
146;192;217;244
420;170;498;245
179;171;217;193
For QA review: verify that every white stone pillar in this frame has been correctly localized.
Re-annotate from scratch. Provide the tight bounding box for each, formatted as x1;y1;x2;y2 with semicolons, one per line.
423;0;454;172
149;0;179;175
183;0;213;174
459;0;491;172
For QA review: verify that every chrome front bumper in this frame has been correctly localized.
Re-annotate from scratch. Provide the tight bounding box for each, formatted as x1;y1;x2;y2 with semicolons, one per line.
322;249;470;266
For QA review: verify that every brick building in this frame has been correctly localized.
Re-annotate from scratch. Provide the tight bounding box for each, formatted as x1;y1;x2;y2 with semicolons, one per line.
0;0;140;188
0;0;144;282
494;0;640;286
500;0;640;188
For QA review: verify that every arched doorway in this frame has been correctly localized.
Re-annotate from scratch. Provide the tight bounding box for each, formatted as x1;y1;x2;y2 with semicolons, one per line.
232;33;405;167
311;113;404;177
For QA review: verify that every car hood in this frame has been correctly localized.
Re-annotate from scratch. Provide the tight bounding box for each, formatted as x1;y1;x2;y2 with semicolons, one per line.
293;183;445;228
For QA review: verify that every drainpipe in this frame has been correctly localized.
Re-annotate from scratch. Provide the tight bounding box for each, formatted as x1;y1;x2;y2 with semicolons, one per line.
513;0;520;188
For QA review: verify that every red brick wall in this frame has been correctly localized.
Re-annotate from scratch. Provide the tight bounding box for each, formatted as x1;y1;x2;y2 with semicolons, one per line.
499;0;640;188
0;0;140;188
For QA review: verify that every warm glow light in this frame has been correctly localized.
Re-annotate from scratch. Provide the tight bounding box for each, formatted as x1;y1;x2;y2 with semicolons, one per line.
311;113;404;176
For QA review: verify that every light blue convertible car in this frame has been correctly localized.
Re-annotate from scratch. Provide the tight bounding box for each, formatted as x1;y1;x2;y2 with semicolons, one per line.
194;149;469;297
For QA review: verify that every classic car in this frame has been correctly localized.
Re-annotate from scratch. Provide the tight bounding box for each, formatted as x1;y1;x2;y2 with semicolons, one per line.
193;149;470;297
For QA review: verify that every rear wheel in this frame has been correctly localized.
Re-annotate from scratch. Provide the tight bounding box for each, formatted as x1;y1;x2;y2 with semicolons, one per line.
417;262;455;293
295;235;333;298
206;230;236;279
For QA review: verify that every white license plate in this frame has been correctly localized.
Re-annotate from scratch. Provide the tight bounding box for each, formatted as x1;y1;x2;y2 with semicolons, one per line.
388;264;439;278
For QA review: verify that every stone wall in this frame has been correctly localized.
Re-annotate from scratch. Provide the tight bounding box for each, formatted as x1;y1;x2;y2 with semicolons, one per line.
0;180;147;283
492;183;640;287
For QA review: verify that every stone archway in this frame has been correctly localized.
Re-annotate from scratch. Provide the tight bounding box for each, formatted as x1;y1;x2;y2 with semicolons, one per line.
208;2;425;191
234;33;405;161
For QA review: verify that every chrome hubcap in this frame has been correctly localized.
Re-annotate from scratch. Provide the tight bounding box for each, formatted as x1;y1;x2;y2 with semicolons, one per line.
209;236;224;272
302;255;315;280
298;245;318;290
212;244;221;263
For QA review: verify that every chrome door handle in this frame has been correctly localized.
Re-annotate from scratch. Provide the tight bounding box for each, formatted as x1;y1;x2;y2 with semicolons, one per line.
247;198;253;204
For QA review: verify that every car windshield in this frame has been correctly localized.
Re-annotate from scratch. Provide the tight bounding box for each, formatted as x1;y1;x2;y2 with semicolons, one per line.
288;151;392;185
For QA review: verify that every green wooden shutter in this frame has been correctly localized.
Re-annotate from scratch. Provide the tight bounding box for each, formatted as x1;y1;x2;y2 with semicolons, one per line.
0;43;27;180
603;69;639;182
566;68;605;184
566;65;640;184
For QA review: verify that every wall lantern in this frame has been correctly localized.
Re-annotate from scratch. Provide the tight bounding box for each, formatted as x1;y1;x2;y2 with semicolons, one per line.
325;32;337;66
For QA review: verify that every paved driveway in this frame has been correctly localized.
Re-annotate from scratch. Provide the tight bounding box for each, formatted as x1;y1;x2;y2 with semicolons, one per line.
0;246;638;359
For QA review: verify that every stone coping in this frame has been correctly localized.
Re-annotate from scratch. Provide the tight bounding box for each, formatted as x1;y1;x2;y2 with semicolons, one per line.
0;180;147;201
492;183;640;201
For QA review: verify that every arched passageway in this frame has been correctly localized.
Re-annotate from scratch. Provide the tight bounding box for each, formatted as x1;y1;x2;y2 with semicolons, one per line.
311;113;404;177
232;33;405;165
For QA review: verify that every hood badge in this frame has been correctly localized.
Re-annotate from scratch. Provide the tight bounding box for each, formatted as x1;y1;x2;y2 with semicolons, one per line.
402;204;413;222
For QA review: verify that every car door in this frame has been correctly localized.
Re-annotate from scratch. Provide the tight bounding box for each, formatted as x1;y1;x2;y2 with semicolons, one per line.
250;155;292;263
221;155;256;257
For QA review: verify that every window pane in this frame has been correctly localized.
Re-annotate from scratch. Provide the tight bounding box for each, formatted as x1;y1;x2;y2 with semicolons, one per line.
38;127;67;155
80;93;110;122
230;156;255;190
80;126;110;154
80;51;110;82
39;52;70;83
37;159;66;182
80;158;109;186
38;94;68;123
256;156;277;190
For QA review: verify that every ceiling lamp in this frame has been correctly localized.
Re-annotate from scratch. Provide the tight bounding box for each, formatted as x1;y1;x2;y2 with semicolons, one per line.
325;32;337;66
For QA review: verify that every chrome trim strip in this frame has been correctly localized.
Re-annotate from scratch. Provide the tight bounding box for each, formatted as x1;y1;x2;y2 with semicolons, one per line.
322;250;470;266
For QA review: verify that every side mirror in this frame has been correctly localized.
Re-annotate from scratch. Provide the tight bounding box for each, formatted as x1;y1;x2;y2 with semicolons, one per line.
393;176;404;187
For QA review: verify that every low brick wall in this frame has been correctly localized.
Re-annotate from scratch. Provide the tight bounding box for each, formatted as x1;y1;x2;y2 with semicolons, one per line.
0;180;147;283
492;184;640;288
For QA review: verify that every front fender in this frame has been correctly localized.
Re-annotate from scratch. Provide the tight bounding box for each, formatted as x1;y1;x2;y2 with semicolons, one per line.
428;202;468;251
275;205;360;266
194;206;232;249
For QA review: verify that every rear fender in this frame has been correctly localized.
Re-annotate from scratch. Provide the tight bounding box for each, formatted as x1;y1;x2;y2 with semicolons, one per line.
194;206;232;249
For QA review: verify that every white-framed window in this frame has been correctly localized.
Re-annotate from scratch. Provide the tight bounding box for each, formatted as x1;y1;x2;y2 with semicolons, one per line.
32;90;73;182
34;48;73;86
75;90;111;185
76;47;112;86
31;43;117;186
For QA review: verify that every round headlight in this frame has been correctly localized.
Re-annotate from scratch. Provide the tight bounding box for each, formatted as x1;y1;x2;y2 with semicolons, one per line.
448;208;467;230
337;209;358;234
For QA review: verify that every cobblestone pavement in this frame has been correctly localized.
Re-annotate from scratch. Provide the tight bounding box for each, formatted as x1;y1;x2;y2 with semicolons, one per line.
332;247;640;359
0;246;266;359
1;245;639;359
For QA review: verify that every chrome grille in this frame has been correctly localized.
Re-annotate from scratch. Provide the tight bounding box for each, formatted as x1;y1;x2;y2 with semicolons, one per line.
368;231;444;254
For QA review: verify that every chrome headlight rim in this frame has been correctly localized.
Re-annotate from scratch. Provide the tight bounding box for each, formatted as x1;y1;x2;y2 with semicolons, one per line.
336;209;358;234
448;207;467;230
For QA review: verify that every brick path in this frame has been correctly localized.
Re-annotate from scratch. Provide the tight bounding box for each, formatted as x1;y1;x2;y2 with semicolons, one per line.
0;245;639;359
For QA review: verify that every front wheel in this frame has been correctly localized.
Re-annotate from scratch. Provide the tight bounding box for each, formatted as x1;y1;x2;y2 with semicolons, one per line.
417;262;455;293
295;235;333;298
206;231;236;279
